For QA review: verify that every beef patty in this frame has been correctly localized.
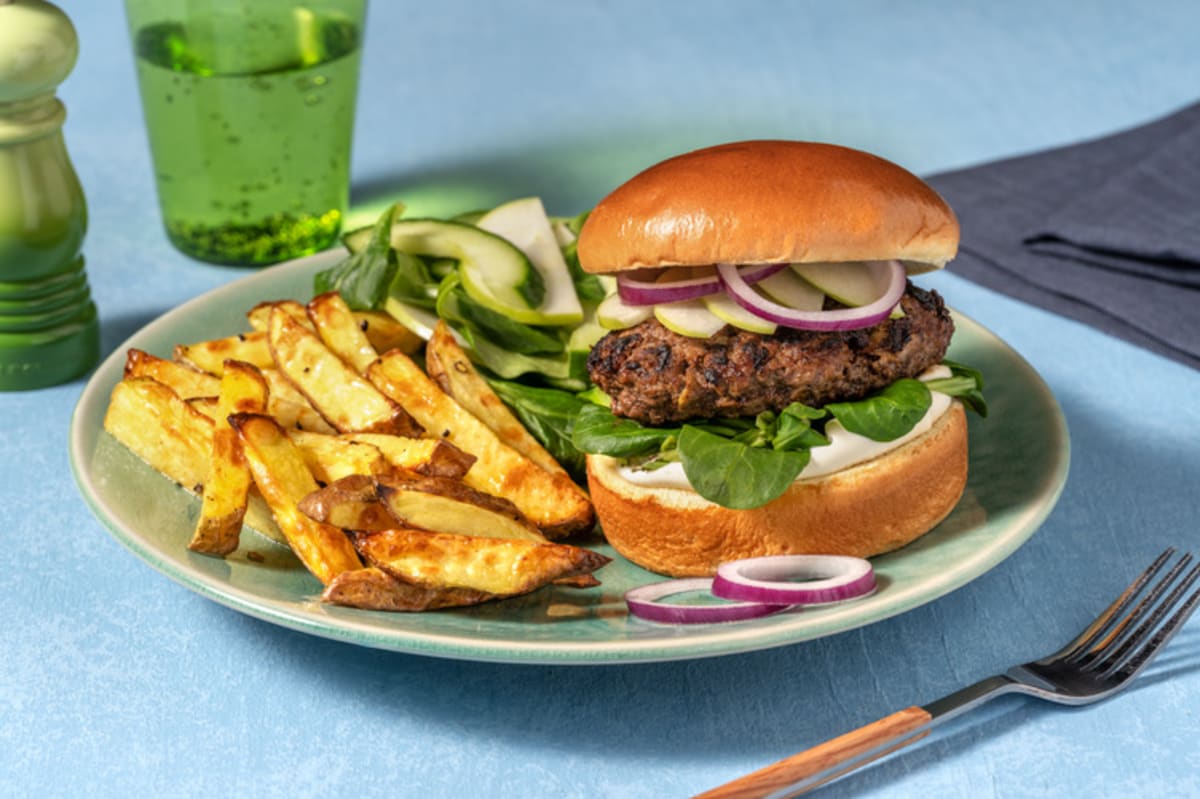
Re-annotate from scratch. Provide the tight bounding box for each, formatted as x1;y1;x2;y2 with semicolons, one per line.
587;283;954;426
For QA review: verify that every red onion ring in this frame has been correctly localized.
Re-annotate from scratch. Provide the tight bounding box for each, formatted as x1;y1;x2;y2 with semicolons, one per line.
712;555;876;606
717;260;906;331
617;263;786;306
624;578;791;624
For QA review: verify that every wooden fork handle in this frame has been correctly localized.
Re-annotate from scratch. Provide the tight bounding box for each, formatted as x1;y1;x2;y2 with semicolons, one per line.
694;706;933;798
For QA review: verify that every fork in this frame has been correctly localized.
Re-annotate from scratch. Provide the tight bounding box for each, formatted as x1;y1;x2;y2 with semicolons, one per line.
696;547;1200;799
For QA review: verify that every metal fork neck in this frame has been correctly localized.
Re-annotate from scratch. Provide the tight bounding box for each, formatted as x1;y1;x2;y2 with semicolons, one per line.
923;674;1023;723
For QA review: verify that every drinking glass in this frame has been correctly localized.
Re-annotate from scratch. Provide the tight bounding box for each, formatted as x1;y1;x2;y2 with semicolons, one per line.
124;0;366;265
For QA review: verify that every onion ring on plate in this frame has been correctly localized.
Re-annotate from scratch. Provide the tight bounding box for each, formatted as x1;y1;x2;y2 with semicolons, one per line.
712;555;876;606
624;578;791;624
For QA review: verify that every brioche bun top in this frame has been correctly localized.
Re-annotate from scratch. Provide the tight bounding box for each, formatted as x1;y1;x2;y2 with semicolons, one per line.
577;140;959;275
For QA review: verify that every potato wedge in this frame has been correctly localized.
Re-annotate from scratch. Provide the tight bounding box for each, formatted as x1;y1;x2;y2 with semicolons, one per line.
229;413;361;585
259;368;336;433
307;291;378;374
354;527;610;597
246;300;309;332
375;473;544;542
175;331;274;375
342;433;476;479
124;348;219;399
188;361;269;556
355;309;423;355
297;473;398;533
187;396;219;422
367;350;594;538
426;321;567;477
268;306;423;436
321;566;493;611
287;430;394;484
187;378;331;438
104;377;213;493
300;473;545;542
103;378;288;547
248;301;421;357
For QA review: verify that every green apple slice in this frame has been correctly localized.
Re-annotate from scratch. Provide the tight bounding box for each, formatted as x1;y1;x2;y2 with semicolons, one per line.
596;292;653;330
702;290;777;335
791;261;905;318
475;197;584;326
754;268;825;311
654;299;728;338
384;296;444;342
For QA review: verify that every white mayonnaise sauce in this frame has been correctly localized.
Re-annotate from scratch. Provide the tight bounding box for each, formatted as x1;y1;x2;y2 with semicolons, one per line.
617;365;953;489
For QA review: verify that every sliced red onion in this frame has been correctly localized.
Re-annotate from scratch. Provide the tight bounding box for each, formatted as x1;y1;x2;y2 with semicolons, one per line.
625;578;791;624
716;260;906;331
618;263;786;306
712;555;876;606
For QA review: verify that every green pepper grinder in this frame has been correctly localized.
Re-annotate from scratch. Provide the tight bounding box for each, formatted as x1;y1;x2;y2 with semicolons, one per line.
0;0;99;390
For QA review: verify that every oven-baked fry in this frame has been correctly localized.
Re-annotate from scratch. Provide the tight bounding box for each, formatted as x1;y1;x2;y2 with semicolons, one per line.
188;361;270;556
268;306;423;436
341;433;476;479
426;321;568;478
321;566;493;611
367;349;594;538
124;348;219;399
307;291;378;374
101;288;604;611
175;331;274;375
353;527;609;597
229;412;362;585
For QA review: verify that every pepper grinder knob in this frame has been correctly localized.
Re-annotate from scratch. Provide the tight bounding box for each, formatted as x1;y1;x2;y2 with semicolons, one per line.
0;0;99;390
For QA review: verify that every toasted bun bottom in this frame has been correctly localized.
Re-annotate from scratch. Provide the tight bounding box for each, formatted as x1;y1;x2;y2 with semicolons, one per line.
586;403;968;577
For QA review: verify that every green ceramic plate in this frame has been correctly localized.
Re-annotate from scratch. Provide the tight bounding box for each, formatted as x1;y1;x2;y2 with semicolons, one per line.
69;249;1069;664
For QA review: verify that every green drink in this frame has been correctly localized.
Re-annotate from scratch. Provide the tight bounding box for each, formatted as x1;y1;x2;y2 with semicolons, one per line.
127;2;364;265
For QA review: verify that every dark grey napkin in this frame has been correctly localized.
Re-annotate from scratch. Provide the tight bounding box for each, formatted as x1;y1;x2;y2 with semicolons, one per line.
926;101;1200;370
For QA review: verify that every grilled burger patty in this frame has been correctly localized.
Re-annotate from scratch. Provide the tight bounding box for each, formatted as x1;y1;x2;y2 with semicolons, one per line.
587;283;954;426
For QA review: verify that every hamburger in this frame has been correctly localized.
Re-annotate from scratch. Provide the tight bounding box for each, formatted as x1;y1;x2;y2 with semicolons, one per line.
571;140;984;577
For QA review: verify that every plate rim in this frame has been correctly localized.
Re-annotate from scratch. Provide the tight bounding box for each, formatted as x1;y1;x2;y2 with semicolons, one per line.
69;249;1070;665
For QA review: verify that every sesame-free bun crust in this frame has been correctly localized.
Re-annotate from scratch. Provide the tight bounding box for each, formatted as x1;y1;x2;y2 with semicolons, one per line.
577;140;959;275
586;403;968;578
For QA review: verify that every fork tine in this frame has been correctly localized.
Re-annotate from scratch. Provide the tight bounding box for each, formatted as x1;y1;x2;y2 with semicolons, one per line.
1092;560;1200;680
1057;547;1175;663
1077;552;1195;668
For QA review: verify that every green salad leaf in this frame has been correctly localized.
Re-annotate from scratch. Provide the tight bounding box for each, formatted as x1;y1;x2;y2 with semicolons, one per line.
387;252;440;310
826;378;931;442
314;204;402;309
436;273;565;355
927;359;989;417
772;403;832;451
554;211;608;303
678;425;811;509
571;402;677;459
487;379;590;477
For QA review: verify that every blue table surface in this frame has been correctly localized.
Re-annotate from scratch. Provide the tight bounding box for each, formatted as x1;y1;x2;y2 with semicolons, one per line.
5;2;1199;797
